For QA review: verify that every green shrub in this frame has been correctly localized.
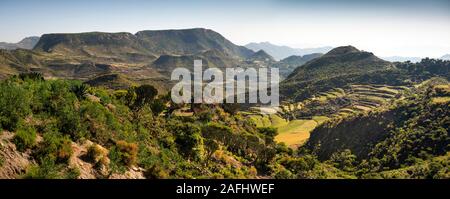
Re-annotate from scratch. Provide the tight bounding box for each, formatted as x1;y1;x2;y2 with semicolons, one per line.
170;121;204;161
13;126;37;152
42;80;86;139
36;131;73;163
113;89;128;103
144;164;169;179
133;85;158;109
0;153;4;167
57;106;85;139
89;87;112;105
108;146;126;173
23;157;62;179
87;144;109;165
65;167;81;179
70;83;89;100
150;99;166;116
329;149;357;172
274;168;295;179
258;127;278;144
197;110;213;122
18;72;44;81
221;103;240;115
80;101;119;144
0;82;31;131
110;140;138;167
280;155;317;173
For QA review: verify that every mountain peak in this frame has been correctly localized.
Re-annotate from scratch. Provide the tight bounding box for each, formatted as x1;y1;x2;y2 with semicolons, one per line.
248;49;275;62
284;46;391;83
0;36;40;50
254;49;271;56
325;46;360;56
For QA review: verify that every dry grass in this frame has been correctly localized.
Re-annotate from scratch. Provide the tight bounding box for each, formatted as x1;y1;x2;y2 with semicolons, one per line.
312;116;329;125
275;120;318;148
353;105;373;111
432;97;450;104
269;115;288;128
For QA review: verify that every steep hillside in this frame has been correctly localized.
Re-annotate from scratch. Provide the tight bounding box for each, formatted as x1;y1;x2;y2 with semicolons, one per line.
305;79;450;163
276;58;449;149
151;54;203;72
136;28;253;58
151;48;249;76
84;73;135;89
0;49;44;78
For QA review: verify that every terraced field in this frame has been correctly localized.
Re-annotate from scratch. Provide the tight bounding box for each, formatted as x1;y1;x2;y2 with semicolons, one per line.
262;84;412;148
431;84;450;104
334;84;408;115
280;84;408;116
247;114;288;128
314;88;346;102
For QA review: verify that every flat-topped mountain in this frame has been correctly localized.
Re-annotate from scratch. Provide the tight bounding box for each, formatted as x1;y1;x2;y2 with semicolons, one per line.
34;32;142;52
136;28;253;58
33;28;253;62
33;32;155;62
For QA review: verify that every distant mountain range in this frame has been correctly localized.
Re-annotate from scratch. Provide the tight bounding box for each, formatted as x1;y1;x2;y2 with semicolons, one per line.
33;28;254;62
245;42;332;60
273;53;323;79
246;50;275;63
0;29;330;83
2;29;293;88
382;54;450;62
381;56;423;63
244;42;450;63
0;29;448;92
0;36;40;50
441;54;450;60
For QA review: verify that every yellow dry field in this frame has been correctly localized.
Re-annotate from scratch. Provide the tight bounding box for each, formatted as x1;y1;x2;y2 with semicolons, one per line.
432;97;450;104
275;120;319;149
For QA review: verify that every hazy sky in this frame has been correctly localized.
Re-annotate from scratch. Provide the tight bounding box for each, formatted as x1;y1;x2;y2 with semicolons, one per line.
0;0;449;57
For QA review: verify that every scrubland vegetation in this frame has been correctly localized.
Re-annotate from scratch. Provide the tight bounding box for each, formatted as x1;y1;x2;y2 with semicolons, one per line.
0;68;447;179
